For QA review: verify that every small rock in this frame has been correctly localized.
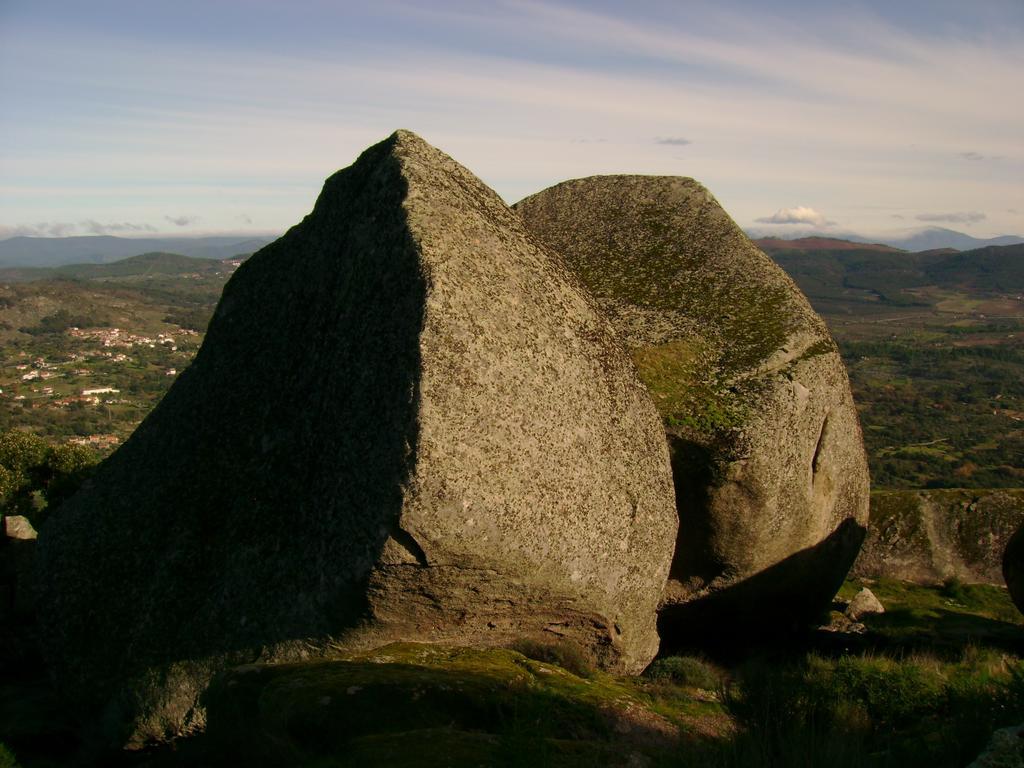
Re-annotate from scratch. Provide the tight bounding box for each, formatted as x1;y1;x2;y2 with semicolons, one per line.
3;515;37;541
817;613;866;635
845;588;884;621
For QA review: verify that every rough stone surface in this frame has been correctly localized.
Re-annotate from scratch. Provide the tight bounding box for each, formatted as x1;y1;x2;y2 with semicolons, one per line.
1004;524;1024;615
515;176;870;644
855;489;1024;585
845;587;884;621
3;515;37;541
33;132;677;747
966;723;1024;768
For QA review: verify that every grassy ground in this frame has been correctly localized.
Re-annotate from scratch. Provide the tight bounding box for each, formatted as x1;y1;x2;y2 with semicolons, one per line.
3;579;1020;767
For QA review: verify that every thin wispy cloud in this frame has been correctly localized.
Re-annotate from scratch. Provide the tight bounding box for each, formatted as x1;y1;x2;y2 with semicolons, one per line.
915;212;986;224
164;215;199;227
82;219;157;235
0;221;158;238
0;223;77;238
756;207;834;227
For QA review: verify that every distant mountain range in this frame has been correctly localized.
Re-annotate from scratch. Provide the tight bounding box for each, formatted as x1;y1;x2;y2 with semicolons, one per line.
0;251;233;283
746;227;1024;253
754;237;903;254
759;239;1024;304
2;227;1021;269
0;235;275;268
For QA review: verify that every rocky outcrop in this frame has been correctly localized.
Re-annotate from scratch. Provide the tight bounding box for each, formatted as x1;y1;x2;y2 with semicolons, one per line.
516;176;870;645
33;132;677;747
1004;524;1024;614
966;723;1024;768
854;489;1024;584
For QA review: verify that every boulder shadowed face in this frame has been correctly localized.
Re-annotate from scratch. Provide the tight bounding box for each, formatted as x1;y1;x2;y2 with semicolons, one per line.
515;175;871;645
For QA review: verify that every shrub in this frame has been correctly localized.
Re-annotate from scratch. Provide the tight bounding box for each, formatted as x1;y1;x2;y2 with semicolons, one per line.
941;576;969;603
645;655;720;689
0;430;98;524
825;653;945;727
508;639;595;678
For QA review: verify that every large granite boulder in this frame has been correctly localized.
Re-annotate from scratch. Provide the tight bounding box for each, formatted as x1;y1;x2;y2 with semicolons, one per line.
34;132;677;746
515;176;870;646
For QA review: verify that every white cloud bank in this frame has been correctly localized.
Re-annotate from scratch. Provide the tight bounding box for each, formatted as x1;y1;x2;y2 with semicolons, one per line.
755;206;834;227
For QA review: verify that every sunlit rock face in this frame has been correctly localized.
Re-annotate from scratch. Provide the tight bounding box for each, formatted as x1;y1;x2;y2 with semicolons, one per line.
516;175;870;647
856;489;1024;585
34;132;677;747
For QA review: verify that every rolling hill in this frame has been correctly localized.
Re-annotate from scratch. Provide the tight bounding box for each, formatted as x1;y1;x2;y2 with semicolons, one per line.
759;240;1024;305
0;235;273;268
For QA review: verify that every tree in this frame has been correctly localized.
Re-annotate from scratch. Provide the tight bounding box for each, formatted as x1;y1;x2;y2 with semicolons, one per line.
0;430;98;526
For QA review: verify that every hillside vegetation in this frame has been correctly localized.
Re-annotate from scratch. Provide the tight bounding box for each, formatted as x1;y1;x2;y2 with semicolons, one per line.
761;241;1024;488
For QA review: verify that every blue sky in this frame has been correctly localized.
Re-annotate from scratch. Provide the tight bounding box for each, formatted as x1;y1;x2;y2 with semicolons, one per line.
1;0;1022;239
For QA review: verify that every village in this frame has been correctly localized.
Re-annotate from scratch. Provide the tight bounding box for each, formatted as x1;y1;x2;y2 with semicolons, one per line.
0;324;202;452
